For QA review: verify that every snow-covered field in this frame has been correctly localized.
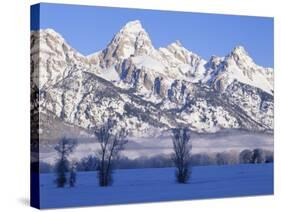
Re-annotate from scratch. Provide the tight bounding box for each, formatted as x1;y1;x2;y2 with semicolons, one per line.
39;163;273;208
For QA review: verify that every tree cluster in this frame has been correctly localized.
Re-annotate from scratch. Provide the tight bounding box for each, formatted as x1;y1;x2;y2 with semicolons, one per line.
54;137;77;187
239;148;273;164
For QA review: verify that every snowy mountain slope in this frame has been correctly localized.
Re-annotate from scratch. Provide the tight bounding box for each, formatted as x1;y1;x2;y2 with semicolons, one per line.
31;20;274;138
206;46;274;95
31;29;90;90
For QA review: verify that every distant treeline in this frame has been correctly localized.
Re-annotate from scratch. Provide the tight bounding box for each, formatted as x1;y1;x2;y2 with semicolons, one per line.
39;148;273;173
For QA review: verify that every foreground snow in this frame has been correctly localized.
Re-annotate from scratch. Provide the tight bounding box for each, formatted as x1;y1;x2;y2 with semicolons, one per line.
39;164;273;208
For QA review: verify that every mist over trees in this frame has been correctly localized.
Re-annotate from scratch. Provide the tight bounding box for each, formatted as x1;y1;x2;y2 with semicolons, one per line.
191;153;216;166
76;155;98;172
115;155;174;169
216;151;238;165
40;114;273;194
42;148;273;175
46;125;273;190
252;149;266;163
239;149;253;164
43;148;273;175
239;148;272;164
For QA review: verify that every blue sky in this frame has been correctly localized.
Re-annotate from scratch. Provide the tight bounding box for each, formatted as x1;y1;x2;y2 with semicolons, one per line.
31;3;274;67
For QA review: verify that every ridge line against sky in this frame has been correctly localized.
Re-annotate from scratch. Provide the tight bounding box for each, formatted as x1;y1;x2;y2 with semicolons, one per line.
31;3;274;68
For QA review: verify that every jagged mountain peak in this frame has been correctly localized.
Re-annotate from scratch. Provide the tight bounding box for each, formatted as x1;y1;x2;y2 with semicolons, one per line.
207;45;274;95
100;20;154;66
116;19;153;48
164;41;204;67
30;28;89;89
167;41;201;58
34;28;69;47
40;28;63;38
232;45;248;54
169;40;183;47
32;28;80;55
31;23;273;135
167;40;187;51
231;45;247;54
229;45;253;63
121;20;144;33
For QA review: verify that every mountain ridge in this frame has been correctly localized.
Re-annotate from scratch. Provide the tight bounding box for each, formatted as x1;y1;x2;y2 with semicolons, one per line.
31;20;274;138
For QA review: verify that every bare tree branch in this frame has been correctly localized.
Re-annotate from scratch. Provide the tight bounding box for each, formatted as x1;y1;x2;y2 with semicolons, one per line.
171;128;192;184
93;119;128;186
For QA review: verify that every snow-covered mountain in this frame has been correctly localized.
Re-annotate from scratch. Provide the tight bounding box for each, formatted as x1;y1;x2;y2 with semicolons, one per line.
31;20;274;139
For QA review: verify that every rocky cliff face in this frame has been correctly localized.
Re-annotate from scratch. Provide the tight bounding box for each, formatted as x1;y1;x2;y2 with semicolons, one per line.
31;20;274;138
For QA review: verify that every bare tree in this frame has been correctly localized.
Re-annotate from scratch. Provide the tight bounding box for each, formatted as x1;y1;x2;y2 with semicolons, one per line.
54;137;77;188
94;119;128;186
171;128;192;184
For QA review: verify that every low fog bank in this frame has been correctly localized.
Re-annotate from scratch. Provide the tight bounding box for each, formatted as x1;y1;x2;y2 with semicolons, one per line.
40;148;273;173
124;129;273;159
40;129;273;164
